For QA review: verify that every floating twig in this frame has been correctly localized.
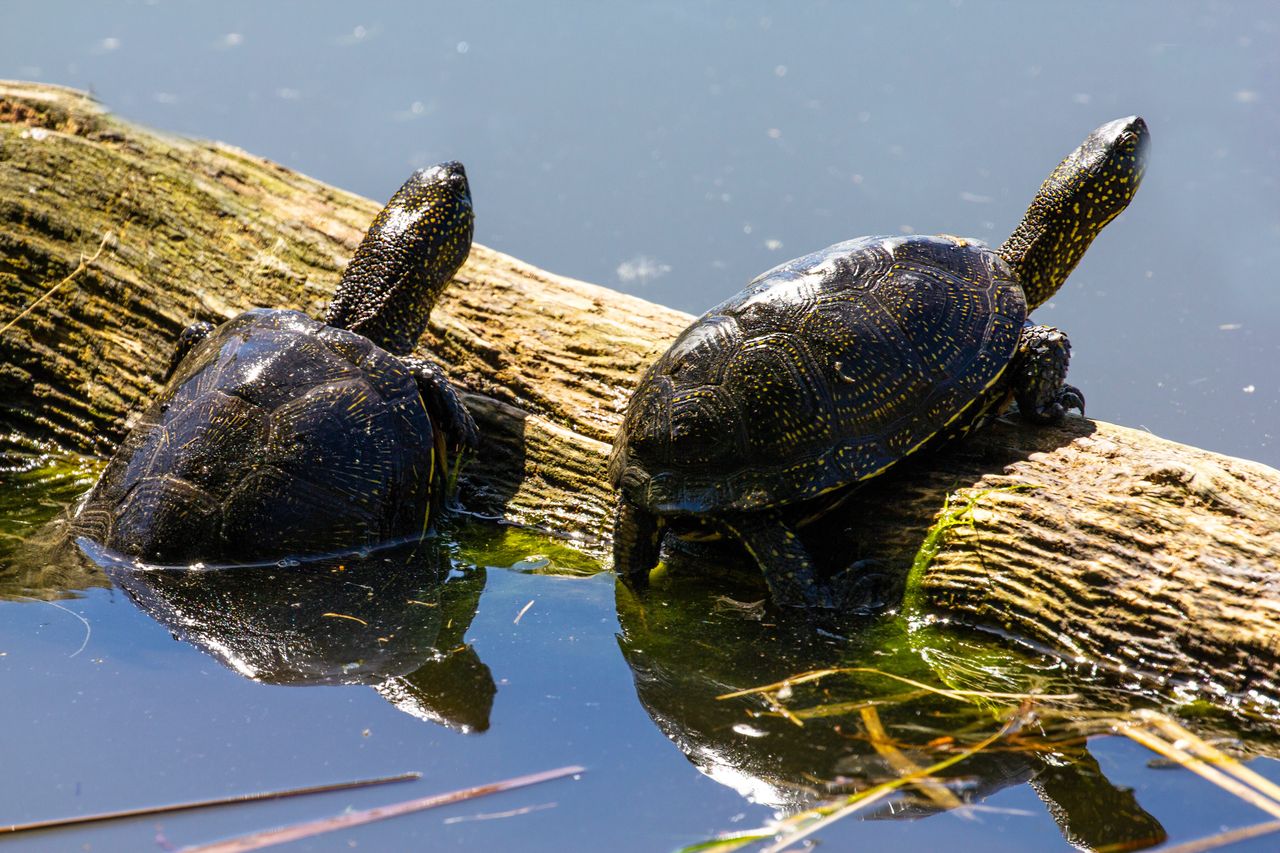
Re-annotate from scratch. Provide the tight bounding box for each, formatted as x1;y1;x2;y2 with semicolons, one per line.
442;801;558;824
180;765;585;852
320;612;368;626
513;599;535;624
16;595;91;658
0;772;421;835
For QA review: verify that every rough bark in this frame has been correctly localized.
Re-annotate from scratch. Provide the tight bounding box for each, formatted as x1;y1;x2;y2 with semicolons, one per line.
902;419;1280;705
0;80;674;546
2;81;1277;702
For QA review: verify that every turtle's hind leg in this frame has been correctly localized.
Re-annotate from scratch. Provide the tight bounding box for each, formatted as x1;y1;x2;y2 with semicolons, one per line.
613;498;663;588
1012;324;1084;425
721;510;836;610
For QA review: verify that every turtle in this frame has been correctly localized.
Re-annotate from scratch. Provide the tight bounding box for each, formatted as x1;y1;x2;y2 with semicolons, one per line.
75;161;478;565
609;116;1150;610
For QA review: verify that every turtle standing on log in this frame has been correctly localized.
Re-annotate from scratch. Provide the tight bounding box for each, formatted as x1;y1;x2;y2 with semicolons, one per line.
76;162;478;565
610;117;1150;610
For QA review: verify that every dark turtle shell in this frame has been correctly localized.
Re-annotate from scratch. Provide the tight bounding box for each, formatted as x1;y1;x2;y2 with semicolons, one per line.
77;308;435;564
610;235;1026;516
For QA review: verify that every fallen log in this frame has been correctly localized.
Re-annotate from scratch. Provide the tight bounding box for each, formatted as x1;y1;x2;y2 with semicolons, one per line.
1;81;1276;705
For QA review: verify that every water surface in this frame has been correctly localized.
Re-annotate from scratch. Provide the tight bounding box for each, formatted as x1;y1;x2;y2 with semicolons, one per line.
3;3;1279;850
2;460;1278;851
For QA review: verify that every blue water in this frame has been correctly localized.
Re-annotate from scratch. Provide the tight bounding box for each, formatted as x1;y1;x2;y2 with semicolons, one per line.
3;2;1280;851
5;0;1276;464
1;543;1277;852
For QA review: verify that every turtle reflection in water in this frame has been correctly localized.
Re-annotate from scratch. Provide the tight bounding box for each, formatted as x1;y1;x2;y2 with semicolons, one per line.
615;577;1167;848
611;118;1150;610
76;162;478;565
88;539;495;733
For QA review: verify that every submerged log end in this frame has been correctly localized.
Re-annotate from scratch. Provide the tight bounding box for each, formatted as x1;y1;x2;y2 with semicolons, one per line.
914;421;1280;699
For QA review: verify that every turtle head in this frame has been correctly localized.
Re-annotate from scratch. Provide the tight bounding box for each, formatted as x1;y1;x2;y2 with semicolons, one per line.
327;161;474;354
999;116;1149;310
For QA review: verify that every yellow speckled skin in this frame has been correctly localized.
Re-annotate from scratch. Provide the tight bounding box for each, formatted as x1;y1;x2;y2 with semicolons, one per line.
1000;117;1150;309
611;118;1150;611
327;162;475;355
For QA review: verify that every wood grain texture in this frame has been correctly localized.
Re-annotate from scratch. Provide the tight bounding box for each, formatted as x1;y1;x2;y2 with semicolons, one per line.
0;80;684;546
2;81;1277;703
911;421;1280;702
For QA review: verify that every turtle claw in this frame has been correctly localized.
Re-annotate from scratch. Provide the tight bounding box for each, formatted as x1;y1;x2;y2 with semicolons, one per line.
831;559;896;615
1020;384;1086;425
446;403;481;454
403;356;479;454
1059;384;1086;418
1013;325;1081;425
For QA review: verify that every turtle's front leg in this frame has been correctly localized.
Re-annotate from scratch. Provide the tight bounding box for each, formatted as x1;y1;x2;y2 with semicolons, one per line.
1011;323;1085;425
613;498;663;588
402;356;480;452
722;510;837;610
164;321;216;382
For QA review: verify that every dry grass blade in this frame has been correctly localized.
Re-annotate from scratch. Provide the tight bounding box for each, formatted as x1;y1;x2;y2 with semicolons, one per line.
320;612;369;626
716;668;844;700
180;765;584;852
1135;710;1280;804
696;701;1036;853
1118;723;1280;820
756;705;1033;853
717;666;1076;703
674;830;776;853
859;706;963;811
775;689;931;721
758;788;897;853
0;232;112;335
1155;819;1280;853
0;773;421;835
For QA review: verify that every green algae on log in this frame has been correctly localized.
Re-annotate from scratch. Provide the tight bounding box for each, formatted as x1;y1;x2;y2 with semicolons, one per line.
0;80;681;546
2;81;1278;705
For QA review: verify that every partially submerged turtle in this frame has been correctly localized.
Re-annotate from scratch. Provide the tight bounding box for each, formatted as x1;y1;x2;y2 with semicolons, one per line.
77;162;478;564
610;117;1150;609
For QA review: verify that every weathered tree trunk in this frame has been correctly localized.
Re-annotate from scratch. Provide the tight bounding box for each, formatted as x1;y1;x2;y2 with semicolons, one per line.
2;81;1277;701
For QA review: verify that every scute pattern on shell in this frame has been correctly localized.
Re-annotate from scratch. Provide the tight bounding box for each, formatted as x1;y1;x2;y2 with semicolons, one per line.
77;309;436;563
610;235;1025;515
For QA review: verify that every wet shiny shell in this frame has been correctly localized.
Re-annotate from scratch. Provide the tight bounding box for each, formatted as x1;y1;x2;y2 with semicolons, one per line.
78;309;435;563
610;235;1026;515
